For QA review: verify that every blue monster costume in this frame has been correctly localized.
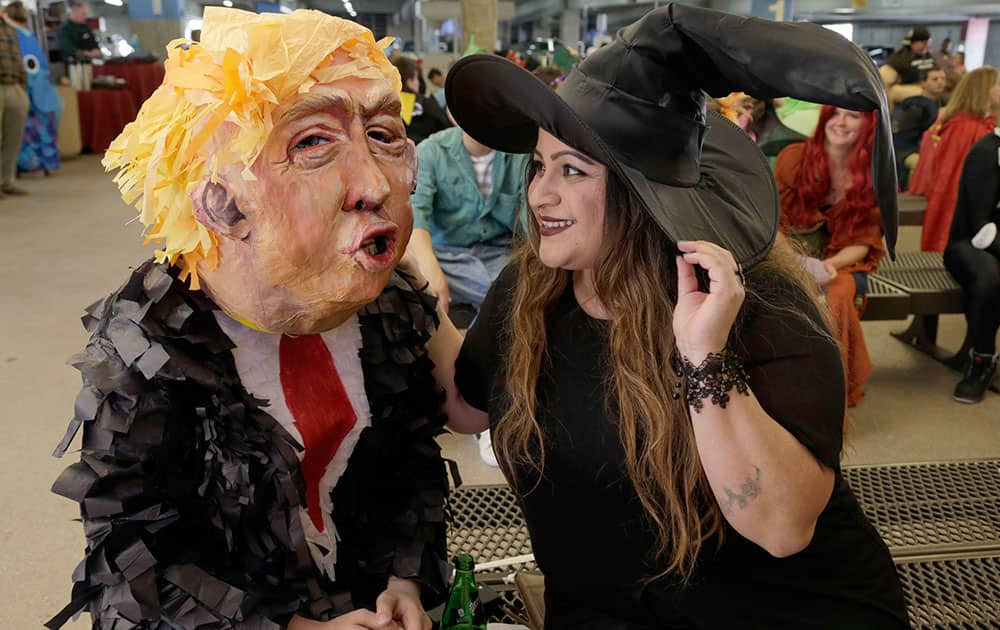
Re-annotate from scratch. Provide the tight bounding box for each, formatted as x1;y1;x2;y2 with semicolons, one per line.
14;23;60;173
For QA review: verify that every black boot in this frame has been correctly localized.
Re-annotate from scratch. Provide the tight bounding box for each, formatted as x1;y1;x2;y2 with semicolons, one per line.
953;350;999;404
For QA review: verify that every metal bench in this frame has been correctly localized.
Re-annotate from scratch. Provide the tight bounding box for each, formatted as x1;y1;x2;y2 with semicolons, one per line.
898;193;928;227
861;275;912;321
844;460;1000;558
512;553;1000;630
869;251;970;370
447;474;1000;628
896;552;1000;628
509;553;1000;630
447;484;535;570
446;484;534;625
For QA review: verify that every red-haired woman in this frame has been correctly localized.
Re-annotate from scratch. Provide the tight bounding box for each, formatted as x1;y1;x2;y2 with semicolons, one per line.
776;106;885;408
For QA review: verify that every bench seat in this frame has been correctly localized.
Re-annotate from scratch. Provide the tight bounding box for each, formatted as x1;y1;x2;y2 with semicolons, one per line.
844;460;1000;557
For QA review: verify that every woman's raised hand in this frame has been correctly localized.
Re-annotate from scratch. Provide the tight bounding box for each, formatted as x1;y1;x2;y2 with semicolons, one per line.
673;240;746;364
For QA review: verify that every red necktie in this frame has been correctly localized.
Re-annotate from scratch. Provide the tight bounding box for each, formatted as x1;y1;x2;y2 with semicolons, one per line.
279;334;358;533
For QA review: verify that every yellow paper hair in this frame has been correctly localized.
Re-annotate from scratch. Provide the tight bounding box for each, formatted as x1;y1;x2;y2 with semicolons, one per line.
103;8;400;288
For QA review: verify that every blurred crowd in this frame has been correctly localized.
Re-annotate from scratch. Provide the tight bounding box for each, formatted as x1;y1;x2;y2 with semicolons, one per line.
400;23;999;419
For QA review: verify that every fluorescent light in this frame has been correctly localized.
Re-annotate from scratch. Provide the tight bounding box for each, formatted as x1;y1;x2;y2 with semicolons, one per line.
223;0;233;6
104;0;123;6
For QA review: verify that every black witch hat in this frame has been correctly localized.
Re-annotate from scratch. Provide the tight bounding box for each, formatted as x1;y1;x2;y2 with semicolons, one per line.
444;3;897;266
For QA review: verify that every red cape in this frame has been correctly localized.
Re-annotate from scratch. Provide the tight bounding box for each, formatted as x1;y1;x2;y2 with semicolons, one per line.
908;111;995;251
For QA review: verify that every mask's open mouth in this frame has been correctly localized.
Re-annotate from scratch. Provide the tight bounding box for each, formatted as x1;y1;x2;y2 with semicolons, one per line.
361;234;391;257
346;221;399;273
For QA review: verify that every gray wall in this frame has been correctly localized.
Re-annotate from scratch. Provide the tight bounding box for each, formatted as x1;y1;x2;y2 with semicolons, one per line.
852;21;1000;70
851;23;965;51
101;15;133;40
985;21;1000;67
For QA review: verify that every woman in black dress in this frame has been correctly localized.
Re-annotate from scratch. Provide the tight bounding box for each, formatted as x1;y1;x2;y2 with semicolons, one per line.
419;5;911;628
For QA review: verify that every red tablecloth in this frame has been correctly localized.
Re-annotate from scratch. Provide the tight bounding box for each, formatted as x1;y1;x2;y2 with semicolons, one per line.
93;63;165;108
77;89;137;153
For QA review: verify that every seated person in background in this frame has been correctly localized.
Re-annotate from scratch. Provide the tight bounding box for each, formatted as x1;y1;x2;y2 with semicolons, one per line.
777;106;885;408
934;37;955;74
880;27;934;95
909;66;1000;252
408;123;528;316
48;9;449;628
953;51;967;75
58;1;99;61
532;64;565;88
430;68;448;111
409;123;528;467
392;55;449;145
944;131;1000;403
427;67;444;90
431;75;447;111
943;70;962;104
892;66;946;188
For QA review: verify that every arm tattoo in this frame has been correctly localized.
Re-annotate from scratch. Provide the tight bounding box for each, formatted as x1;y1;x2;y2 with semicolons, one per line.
718;466;762;516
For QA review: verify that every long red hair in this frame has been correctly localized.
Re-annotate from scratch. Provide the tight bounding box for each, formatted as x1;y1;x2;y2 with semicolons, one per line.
786;105;877;228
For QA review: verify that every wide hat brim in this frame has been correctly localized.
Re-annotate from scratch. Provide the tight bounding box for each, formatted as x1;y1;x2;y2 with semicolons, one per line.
445;55;778;267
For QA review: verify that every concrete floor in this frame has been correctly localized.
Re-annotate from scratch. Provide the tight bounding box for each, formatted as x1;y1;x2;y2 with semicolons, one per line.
1;156;997;628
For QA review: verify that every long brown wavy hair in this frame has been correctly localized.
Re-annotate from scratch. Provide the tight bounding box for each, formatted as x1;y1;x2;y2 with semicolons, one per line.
494;165;827;581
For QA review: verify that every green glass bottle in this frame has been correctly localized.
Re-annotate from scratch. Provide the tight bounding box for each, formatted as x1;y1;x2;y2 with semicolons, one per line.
440;554;487;630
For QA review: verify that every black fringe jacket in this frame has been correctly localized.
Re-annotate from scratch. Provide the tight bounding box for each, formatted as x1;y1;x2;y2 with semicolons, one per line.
48;260;450;629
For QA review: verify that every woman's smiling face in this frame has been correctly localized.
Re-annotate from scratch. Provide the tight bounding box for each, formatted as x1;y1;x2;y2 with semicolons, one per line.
527;129;609;271
823;107;864;150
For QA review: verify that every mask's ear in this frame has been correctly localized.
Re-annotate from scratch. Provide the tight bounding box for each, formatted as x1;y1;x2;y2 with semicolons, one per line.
191;179;251;240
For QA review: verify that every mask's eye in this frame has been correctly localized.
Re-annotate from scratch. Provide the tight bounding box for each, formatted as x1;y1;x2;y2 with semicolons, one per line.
291;135;330;153
368;129;397;144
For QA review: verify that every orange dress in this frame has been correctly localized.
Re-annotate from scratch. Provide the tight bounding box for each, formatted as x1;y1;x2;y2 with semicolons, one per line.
776;143;886;408
907;111;994;251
